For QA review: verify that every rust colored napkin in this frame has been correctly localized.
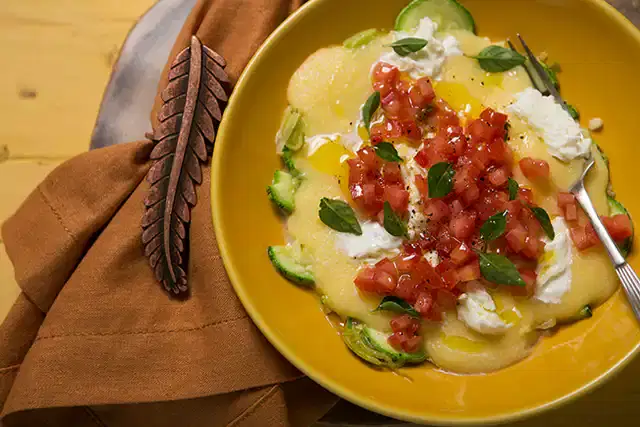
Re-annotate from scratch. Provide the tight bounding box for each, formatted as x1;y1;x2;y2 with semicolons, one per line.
0;0;340;425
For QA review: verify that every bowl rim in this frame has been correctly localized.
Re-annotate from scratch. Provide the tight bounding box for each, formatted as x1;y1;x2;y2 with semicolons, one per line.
212;0;640;424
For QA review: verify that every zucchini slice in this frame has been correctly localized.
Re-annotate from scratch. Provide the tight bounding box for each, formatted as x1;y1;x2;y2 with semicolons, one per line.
267;244;315;286
608;196;634;258
395;0;476;33
275;106;305;153
343;318;426;368
267;170;297;214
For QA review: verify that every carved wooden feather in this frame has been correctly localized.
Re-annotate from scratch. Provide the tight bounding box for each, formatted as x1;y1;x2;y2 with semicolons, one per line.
142;35;229;295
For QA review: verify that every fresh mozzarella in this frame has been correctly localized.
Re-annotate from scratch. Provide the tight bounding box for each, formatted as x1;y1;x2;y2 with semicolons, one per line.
336;221;402;260
507;88;591;161
535;217;572;304
457;284;512;335
376;17;461;80
424;250;440;268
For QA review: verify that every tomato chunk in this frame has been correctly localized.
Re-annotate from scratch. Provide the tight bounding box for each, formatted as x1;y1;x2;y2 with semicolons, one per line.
519;157;550;180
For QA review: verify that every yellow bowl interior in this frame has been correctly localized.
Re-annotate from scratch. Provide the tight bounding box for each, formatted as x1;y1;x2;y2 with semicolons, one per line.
212;0;640;423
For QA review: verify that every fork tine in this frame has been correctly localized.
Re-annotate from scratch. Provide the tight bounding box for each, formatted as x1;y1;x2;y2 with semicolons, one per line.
516;34;569;111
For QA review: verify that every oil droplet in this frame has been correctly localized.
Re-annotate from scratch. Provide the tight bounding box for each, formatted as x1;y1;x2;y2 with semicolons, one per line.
442;334;486;353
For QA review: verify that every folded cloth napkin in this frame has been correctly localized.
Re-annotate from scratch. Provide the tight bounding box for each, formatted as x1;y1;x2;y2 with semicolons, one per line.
0;0;341;425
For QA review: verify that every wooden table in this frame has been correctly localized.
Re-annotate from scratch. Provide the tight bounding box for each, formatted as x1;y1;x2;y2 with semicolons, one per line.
0;1;639;426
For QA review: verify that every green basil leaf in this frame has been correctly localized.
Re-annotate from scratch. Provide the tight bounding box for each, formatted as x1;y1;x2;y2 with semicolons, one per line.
480;210;508;241
362;91;381;131
530;206;555;240
473;46;526;72
319;198;362;235
508;178;519;201
427;162;455;198
565;103;580;120
477;252;526;286
374;296;419;317
383;201;408;238
390;37;428;56
374;142;403;162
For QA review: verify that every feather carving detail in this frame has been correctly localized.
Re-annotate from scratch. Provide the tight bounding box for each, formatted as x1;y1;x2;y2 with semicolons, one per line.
142;36;229;295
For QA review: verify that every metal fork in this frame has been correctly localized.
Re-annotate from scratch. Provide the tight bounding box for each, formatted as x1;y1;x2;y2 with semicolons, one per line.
513;34;640;322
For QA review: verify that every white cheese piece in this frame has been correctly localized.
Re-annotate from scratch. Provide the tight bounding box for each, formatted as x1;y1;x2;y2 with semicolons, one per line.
507;88;591;161
336;221;402;260
424;250;440;268
535;217;573;304
588;117;604;132
401;157;429;239
376;17;461;80
457;285;512;335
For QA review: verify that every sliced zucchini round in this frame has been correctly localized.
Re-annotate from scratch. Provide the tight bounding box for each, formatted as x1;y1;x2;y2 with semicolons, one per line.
342;318;426;368
394;0;476;33
608;196;634;258
267;170;296;214
267;244;315;286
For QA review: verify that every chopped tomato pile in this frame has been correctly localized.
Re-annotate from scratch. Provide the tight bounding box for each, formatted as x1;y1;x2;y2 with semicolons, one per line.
348;62;633;353
370;62;435;144
557;192;633;250
347;147;409;219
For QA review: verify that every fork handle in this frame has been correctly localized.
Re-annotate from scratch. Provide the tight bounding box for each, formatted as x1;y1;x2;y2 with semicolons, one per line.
573;186;640;320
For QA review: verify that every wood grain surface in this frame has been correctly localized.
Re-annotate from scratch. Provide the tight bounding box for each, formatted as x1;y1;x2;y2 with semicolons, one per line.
0;1;639;426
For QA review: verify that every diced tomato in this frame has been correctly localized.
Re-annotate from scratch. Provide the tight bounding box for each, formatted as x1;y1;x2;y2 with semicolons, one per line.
480;108;508;128
371;62;400;97
354;266;377;293
412;77;435;107
487;139;511;165
450;211;477;240
456;260;481;282
518;187;534;204
357;147;379;170
602;214;633;241
387;332;407;351
510;268;537;297
564;203;578;222
435;289;459;310
390;314;414;333
402;335;422;353
557;192;576;208
467;118;493;143
395;274;419;303
450;242;475;265
373;270;397;294
488;167;509;187
375;258;398;280
451;199;464;216
424;199;450;222
384;185;409;214
522;235;544;259
519;157;550;180
414;292;434;318
505;225;527;253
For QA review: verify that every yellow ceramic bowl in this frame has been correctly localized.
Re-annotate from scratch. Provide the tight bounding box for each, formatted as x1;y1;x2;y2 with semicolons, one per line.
212;0;640;424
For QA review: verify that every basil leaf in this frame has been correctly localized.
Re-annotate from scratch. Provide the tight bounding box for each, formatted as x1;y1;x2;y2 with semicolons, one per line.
565;103;580;120
383;201;408;238
530;206;555;240
374;142;403;162
427;162;455;198
319;198;362;235
375;296;419;317
362;91;381;131
480;210;507;241
473;46;526;72
477;252;526;286
390;37;428;57
508;178;519;201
